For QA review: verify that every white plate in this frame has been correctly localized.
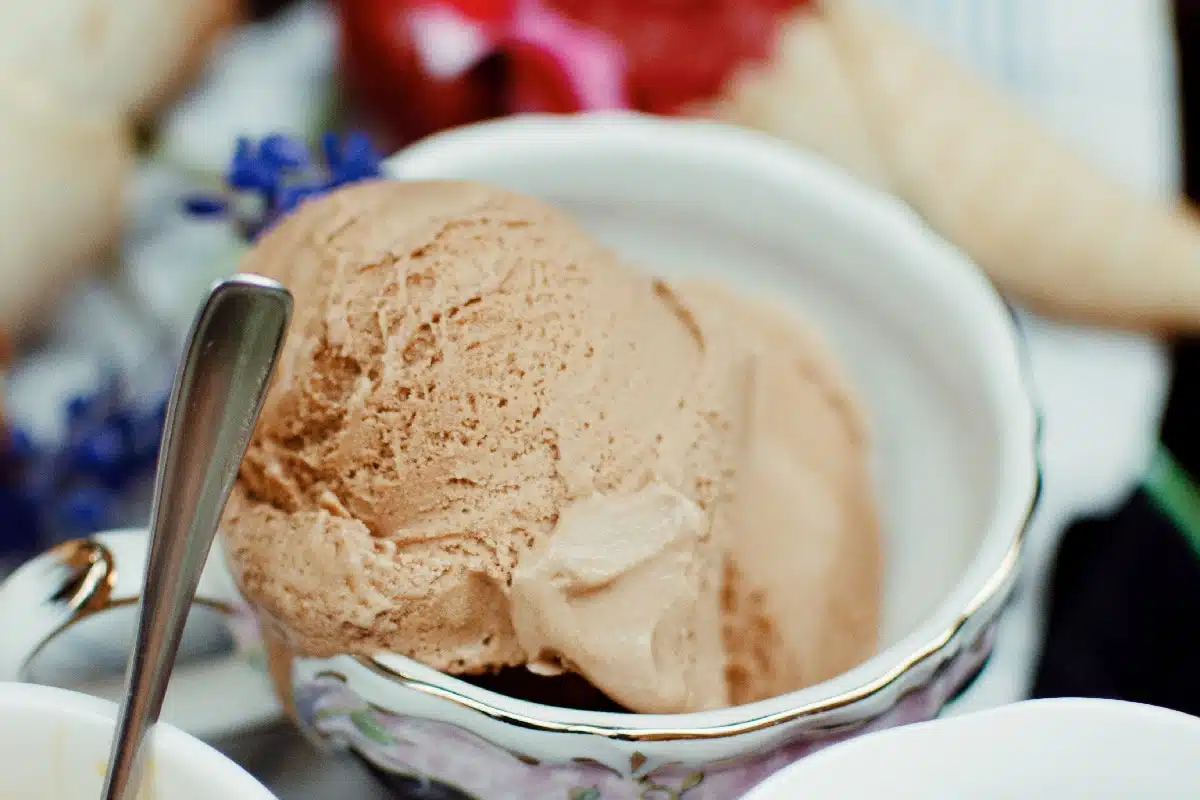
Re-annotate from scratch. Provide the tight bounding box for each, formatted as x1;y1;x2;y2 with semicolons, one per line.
743;698;1200;799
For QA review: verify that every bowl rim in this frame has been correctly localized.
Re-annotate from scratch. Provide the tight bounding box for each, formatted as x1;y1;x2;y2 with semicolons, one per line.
0;682;274;795
357;111;1042;740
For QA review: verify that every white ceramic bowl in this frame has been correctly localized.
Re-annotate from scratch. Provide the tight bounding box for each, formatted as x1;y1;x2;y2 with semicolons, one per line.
285;112;1039;796
743;698;1200;799
0;112;1041;798
0;681;274;798
387;111;1040;676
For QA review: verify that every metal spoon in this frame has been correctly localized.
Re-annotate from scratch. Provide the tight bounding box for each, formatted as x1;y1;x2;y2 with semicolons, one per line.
101;275;292;800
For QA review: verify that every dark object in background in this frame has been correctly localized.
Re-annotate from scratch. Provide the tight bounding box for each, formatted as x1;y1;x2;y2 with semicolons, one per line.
246;0;300;20
1032;493;1200;714
1031;0;1200;716
1166;0;1200;479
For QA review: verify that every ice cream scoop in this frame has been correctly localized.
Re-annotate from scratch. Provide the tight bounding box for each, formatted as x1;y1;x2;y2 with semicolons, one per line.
221;179;880;712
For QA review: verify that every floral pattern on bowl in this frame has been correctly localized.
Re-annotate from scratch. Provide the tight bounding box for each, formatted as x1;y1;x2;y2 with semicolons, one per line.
291;624;997;799
227;598;270;673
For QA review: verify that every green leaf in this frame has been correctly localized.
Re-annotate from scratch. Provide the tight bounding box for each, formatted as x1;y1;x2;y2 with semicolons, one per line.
348;709;398;746
1145;446;1200;561
568;788;602;800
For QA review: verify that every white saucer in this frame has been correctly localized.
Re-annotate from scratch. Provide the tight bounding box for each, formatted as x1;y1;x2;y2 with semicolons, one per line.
743;698;1200;799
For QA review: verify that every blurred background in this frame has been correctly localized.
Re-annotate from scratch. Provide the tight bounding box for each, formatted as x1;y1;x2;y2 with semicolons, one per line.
1;0;1199;796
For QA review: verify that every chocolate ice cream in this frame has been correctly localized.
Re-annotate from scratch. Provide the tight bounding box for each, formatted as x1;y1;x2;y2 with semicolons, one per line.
221;179;880;713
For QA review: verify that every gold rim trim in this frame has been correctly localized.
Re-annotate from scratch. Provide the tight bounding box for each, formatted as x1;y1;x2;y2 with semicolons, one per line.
358;480;1034;742
21;539;239;681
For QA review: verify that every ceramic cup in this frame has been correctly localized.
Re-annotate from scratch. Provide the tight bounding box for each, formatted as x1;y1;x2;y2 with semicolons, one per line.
0;681;275;798
0;113;1040;798
0;529;278;740
741;698;1200;799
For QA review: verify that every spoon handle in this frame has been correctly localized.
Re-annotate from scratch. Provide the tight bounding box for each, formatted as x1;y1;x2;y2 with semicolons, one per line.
103;275;292;800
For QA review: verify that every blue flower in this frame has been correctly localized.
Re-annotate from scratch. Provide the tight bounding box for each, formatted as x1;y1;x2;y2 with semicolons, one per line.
186;130;384;241
0;378;166;550
181;194;229;217
70;425;130;488
227;136;279;194
0;483;42;553
0;131;386;553
259;133;310;171
57;485;116;538
4;427;35;464
324;131;383;184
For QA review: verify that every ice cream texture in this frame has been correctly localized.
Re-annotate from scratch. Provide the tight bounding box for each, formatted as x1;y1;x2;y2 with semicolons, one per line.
221;179;881;713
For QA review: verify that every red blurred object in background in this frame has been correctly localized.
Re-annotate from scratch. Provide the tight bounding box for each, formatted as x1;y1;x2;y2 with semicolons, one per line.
548;0;806;111
335;0;809;147
337;0;507;147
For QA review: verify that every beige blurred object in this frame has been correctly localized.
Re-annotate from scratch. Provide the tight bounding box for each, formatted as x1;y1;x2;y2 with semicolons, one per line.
0;0;238;339
707;0;1200;334
0;72;131;334
0;0;239;118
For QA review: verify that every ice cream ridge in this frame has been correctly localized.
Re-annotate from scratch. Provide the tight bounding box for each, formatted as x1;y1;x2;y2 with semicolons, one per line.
221;177;882;714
